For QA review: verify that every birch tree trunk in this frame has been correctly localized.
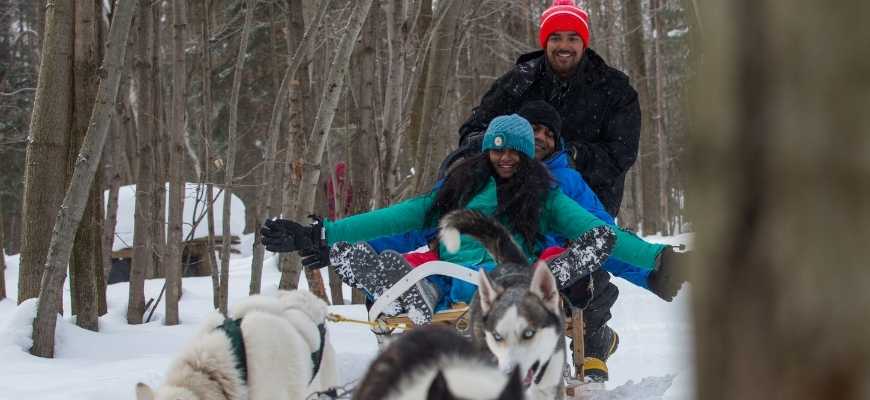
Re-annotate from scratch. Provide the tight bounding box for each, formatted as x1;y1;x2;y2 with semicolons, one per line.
129;0;155;324
68;0;102;332
164;0;187;325
692;2;870;398
18;0;73;304
30;0;138;358
294;0;375;302
219;0;255;313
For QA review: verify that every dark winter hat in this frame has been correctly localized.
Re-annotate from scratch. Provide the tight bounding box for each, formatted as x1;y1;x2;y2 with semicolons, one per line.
517;100;562;139
481;114;535;159
539;0;590;49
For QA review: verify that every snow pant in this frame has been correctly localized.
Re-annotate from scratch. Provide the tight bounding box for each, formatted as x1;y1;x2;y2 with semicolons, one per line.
561;268;619;358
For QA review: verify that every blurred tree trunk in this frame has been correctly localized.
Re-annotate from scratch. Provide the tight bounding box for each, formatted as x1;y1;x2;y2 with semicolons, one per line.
219;0;255;313
31;0;137;358
18;0;74;305
165;0;187;325
68;0;102;332
0;209;6;300
129;0;155;324
692;2;870;399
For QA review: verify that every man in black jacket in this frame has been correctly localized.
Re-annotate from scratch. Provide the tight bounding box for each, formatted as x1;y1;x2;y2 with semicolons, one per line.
458;0;640;218
457;0;642;383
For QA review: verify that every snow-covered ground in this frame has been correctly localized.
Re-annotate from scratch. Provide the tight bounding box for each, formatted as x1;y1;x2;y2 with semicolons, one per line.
0;233;693;400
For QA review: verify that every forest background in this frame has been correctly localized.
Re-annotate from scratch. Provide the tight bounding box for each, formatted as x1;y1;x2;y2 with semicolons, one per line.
0;0;695;356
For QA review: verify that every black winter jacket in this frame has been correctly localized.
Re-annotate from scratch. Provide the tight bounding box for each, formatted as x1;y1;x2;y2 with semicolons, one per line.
458;49;640;216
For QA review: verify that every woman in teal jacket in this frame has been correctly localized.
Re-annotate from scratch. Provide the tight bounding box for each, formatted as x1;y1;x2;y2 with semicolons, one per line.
261;114;667;320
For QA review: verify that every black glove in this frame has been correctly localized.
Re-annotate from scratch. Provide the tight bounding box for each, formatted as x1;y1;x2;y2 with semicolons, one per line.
260;215;325;257
298;216;330;269
648;247;688;302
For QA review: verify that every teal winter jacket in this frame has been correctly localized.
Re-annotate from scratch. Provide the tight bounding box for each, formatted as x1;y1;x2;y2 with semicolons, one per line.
324;177;664;299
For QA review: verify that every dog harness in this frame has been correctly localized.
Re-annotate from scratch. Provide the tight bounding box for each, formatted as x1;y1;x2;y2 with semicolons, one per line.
217;318;248;383
216;318;327;385
309;323;327;384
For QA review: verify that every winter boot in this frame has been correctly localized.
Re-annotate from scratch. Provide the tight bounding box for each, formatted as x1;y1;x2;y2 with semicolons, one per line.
378;250;440;325
548;226;616;290
582;325;620;383
331;241;378;290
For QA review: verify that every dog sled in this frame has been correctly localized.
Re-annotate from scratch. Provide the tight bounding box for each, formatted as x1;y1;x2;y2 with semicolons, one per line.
362;259;594;398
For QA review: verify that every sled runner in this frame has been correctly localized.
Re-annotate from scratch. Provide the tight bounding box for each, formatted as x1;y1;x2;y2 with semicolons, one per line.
365;260;592;392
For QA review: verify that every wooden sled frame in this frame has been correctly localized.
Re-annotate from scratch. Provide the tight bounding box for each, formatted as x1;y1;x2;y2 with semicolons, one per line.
367;260;590;393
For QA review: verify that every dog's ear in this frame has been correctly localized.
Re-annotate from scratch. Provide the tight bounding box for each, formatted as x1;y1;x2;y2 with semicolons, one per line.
427;370;457;400
135;383;155;400
478;268;502;313
498;366;525;400
530;261;561;315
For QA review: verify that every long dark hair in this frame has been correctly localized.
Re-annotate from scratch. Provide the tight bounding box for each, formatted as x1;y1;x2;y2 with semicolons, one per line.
425;152;554;247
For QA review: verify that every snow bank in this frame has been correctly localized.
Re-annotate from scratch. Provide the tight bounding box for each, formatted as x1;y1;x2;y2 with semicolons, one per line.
106;183;246;252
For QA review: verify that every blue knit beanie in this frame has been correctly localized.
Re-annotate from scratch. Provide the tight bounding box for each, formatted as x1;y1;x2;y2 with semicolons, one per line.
481;114;535;159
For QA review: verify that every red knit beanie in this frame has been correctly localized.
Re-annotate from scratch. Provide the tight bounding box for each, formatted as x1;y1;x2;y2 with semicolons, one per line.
538;0;590;49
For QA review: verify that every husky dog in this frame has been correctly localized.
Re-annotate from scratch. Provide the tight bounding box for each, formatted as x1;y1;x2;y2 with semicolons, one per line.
354;325;525;400
439;210;567;400
136;290;337;400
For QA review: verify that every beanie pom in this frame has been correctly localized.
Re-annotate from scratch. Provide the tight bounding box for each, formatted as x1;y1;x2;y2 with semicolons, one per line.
539;1;590;49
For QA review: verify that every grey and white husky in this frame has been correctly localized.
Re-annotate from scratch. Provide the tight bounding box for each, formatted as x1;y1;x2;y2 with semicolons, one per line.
354;325;525;400
439;210;567;400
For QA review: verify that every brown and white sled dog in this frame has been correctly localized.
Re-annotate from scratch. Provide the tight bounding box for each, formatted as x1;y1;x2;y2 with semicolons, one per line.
136;290;337;400
354;325;525;400
439;210;566;400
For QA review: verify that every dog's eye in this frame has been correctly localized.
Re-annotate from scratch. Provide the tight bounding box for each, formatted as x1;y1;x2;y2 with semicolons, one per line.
522;329;536;339
492;332;504;342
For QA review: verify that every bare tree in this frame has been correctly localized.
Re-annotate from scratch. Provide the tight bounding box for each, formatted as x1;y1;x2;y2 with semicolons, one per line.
691;1;870;399
292;0;375;302
195;0;220;309
128;0;155;324
17;0;74;304
68;0;102;332
412;0;465;192
30;0;138;358
277;0;333;292
164;0;187;325
219;0;256;313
